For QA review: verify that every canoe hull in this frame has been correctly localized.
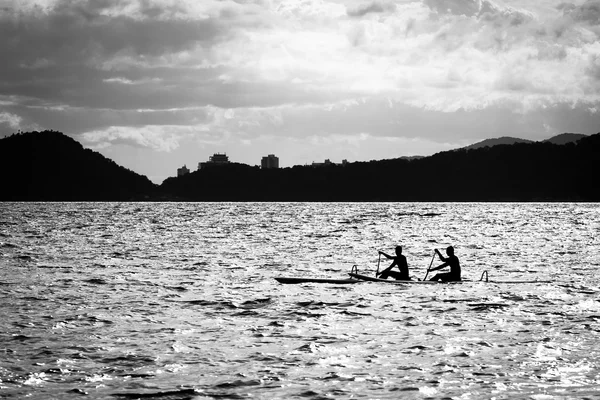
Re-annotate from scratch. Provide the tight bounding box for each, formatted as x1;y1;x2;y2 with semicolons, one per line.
348;272;462;284
275;277;360;284
349;273;552;285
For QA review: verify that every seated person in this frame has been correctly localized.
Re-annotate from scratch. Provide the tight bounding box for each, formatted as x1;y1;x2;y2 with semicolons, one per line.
428;246;461;282
377;246;410;280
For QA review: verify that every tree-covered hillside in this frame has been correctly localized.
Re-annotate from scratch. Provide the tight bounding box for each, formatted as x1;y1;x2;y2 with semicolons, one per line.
1;130;157;201
159;133;600;201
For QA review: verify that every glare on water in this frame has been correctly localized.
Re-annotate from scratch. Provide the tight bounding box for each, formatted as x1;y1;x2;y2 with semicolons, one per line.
0;202;599;399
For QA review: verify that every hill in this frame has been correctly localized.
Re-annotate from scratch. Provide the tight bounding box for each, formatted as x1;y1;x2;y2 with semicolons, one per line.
543;133;587;145
464;136;534;150
159;133;600;201
3;129;598;202
0;130;157;201
464;133;587;150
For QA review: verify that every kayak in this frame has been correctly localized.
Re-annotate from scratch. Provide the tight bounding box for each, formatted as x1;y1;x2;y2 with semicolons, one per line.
348;272;463;284
275;277;361;284
349;272;553;285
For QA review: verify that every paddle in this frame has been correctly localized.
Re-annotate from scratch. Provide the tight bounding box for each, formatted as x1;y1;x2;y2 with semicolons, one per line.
422;251;436;281
376;251;382;277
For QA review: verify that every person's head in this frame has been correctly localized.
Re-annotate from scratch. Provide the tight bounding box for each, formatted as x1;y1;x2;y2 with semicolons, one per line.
395;245;403;255
446;246;454;256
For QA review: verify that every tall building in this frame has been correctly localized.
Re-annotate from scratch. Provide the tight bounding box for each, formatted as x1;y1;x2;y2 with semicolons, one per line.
198;153;230;170
177;165;190;177
261;154;279;169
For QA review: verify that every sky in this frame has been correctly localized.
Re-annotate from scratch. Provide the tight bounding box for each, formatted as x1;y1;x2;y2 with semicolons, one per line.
1;0;600;183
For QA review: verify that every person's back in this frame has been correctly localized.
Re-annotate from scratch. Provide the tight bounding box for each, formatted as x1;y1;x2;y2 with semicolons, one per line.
395;253;409;280
429;246;461;282
446;253;461;281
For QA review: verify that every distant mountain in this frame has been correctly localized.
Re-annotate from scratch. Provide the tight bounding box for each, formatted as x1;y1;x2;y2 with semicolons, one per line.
464;133;587;150
543;133;587;145
464;136;534;150
3;129;599;202
160;133;600;201
0;130;157;201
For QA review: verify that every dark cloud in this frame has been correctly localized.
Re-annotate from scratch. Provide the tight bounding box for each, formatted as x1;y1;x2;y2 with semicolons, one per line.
0;2;225;65
0;0;241;111
557;2;577;13
425;0;533;25
424;0;483;17
347;1;396;17
0;99;211;136
0;61;221;109
563;0;600;24
539;1;600;45
0;0;287;118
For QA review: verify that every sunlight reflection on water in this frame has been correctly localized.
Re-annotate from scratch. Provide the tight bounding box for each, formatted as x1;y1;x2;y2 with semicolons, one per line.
0;202;599;399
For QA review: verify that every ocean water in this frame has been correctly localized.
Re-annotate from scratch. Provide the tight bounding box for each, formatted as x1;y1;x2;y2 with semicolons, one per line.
1;202;599;400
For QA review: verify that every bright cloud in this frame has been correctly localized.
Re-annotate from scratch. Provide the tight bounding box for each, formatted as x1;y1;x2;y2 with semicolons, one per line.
0;112;22;129
81;125;184;152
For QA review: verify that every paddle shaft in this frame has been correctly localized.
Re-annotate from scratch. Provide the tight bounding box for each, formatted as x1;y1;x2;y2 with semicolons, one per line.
376;252;381;276
423;252;436;281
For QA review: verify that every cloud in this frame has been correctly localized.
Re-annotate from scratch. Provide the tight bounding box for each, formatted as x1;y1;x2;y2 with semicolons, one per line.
2;0;600;161
560;0;600;24
80;125;184;151
0;1;227;63
0;112;22;132
2;0;596;113
0;0;276;111
347;1;397;17
424;0;486;17
0;111;22;130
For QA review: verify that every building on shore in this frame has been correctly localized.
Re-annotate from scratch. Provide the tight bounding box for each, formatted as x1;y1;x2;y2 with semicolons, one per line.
198;153;230;170
312;159;349;167
177;165;190;177
261;154;279;169
312;159;333;167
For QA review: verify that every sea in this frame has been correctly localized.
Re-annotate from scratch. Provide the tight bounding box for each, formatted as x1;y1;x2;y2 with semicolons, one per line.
1;202;599;400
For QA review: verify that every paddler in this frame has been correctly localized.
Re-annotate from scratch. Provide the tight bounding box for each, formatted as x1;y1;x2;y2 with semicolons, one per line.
428;246;461;282
377;246;410;280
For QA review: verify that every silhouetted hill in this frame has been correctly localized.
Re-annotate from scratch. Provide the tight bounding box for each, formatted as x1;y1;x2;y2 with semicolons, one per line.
4;130;598;202
159;133;600;201
464;133;587;150
464;136;534;150
543;133;587;145
398;155;424;161
0;130;157;201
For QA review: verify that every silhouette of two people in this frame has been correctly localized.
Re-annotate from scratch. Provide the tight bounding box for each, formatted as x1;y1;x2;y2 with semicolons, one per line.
376;245;461;282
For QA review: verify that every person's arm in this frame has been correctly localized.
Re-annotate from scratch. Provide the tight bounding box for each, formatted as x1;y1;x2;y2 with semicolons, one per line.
378;250;394;260
376;255;397;276
377;265;393;276
429;261;448;272
435;248;447;262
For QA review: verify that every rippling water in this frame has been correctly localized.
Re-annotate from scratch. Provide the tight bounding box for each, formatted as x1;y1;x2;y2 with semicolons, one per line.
1;202;599;399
